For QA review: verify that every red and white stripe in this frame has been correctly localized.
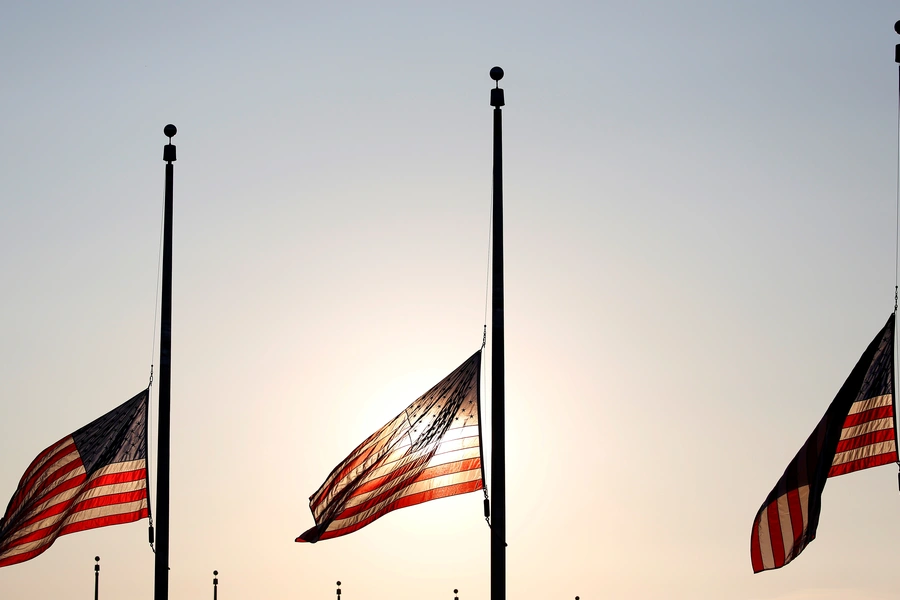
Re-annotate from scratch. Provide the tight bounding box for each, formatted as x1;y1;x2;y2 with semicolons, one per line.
316;425;482;540
829;394;897;476
752;483;813;572
0;436;148;567
750;416;824;573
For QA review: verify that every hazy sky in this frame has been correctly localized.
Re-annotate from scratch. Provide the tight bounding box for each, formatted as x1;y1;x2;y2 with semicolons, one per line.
2;2;900;599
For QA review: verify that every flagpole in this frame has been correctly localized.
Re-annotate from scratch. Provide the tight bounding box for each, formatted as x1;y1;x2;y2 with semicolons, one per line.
894;20;900;493
489;66;506;600
155;124;176;600
213;570;218;600
94;556;100;600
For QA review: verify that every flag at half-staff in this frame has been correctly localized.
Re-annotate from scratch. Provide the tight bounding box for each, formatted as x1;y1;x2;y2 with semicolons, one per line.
297;351;484;543
750;313;897;573
0;390;150;567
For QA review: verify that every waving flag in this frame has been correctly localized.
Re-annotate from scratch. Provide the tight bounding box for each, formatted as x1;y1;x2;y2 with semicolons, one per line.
750;314;897;573
297;351;483;543
0;390;150;567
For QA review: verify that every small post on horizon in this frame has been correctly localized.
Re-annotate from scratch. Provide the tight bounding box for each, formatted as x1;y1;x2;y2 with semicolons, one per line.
94;556;100;600
154;124;176;600
454;588;459;600
489;65;506;600
336;580;342;600
895;20;900;64
213;570;218;600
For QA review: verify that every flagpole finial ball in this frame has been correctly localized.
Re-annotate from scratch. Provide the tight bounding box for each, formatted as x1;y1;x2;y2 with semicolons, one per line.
164;124;177;138
490;66;504;81
895;20;900;34
213;570;218;576
454;590;458;594
336;581;341;586
95;556;100;562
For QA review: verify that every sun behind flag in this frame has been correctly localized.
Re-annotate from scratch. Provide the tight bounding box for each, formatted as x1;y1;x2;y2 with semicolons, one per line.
750;314;897;573
297;351;484;543
0;390;151;567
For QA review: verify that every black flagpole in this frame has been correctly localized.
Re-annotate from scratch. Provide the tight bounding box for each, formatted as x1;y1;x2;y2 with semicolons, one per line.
894;21;900;493
154;124;176;600
489;66;506;600
94;556;100;600
213;570;218;600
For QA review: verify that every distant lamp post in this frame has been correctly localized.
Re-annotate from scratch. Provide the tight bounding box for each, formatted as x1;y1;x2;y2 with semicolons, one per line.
895;20;900;64
94;556;100;600
213;570;219;600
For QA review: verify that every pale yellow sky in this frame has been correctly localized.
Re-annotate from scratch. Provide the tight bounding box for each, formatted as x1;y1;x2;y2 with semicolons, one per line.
1;2;900;599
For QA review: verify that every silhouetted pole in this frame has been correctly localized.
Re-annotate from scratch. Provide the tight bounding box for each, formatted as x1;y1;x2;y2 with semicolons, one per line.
489;66;506;600
94;556;100;600
336;580;342;600
454;588;459;600
895;21;900;494
213;570;218;600
154;124;176;600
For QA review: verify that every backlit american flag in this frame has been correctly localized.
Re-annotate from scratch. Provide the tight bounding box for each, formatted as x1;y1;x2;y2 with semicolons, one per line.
750;314;897;573
0;390;150;567
297;351;483;543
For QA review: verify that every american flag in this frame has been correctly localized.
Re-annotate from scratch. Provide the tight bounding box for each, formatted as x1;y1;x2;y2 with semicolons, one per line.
0;390;150;567
297;351;483;543
750;314;897;573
